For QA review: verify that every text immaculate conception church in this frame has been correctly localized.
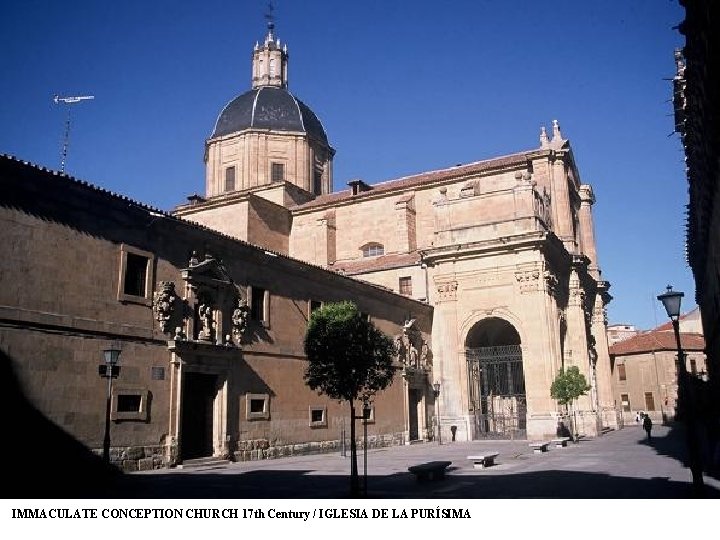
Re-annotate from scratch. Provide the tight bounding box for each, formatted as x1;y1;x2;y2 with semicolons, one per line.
175;23;617;443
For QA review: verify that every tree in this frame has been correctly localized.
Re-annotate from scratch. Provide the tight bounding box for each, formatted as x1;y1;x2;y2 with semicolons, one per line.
550;366;591;439
303;301;396;496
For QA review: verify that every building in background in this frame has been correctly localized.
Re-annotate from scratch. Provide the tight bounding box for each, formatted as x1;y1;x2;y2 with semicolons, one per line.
607;324;640;347
609;310;706;424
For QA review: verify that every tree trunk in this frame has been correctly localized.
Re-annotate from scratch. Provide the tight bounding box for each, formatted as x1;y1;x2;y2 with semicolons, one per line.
571;401;579;442
349;400;359;497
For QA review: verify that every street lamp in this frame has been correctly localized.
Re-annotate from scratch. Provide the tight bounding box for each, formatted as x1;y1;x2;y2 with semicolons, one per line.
433;381;442;445
362;399;371;497
657;285;704;495
588;346;602;435
99;344;122;465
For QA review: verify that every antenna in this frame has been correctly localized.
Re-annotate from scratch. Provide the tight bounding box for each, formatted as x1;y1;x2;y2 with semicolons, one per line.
53;94;94;173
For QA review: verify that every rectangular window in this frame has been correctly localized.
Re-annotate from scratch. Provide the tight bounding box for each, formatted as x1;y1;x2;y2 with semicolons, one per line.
618;364;626;381
111;389;149;421
250;286;267;323
246;393;270;420
620;393;630;412
690;358;697;375
118;244;154;304
309;406;327;428
225;166;236;192
313;169;322;195
117;394;142;413
271;162;284;183
151;366;165;381
644;392;656;411
249;399;265;414
124;253;148;297
399;276;412;296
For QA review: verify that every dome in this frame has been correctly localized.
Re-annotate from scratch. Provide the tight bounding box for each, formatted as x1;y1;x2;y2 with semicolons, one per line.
211;87;328;144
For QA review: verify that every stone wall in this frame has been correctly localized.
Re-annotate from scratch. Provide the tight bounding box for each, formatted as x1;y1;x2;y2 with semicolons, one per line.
233;432;406;462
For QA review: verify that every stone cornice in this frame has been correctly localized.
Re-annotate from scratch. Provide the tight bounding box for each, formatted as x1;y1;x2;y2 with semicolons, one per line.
420;230;551;265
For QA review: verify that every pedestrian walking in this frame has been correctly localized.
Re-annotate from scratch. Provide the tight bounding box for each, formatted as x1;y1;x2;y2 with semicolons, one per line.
635;411;641;424
643;413;653;440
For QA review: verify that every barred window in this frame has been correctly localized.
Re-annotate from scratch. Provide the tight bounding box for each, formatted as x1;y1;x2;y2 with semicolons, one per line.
271;162;284;183
225;166;236;191
361;243;384;257
399;276;412;296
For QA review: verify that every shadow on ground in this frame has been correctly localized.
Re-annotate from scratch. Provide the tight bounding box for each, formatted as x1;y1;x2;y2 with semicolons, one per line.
101;466;720;500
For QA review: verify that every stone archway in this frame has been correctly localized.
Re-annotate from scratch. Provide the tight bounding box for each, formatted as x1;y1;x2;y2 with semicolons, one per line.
465;317;527;439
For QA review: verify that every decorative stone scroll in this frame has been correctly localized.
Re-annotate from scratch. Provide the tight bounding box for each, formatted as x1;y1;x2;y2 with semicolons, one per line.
231;298;250;345
394;319;432;370
153;281;179;334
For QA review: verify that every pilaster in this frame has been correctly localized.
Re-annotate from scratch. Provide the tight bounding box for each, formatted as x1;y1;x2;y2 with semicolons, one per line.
578;184;600;279
432;277;464;441
550;152;576;252
566;256;598;436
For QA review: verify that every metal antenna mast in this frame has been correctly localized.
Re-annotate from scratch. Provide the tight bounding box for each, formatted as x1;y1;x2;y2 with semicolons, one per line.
53;94;94;173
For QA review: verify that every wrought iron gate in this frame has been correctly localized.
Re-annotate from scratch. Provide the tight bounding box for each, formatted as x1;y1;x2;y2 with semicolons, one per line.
467;345;527;439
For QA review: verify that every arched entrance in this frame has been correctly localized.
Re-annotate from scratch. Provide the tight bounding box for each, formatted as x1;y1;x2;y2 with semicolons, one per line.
466;317;527;439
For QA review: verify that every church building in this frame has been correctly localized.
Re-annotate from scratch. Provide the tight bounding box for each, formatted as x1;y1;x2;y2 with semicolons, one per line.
1;21;618;473
176;22;617;442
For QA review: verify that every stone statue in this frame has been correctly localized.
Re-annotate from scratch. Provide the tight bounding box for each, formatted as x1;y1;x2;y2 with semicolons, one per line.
198;303;213;341
394;319;429;369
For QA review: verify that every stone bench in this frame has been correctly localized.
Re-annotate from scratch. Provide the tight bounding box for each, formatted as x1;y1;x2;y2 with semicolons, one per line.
552;437;571;448
529;442;549;453
467;453;499;469
408;461;452;482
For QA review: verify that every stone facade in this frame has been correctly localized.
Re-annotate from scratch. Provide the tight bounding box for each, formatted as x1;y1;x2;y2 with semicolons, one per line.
0;154;431;470
176;27;617;442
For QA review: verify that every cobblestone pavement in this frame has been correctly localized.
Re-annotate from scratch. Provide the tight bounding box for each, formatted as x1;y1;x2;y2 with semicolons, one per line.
110;424;720;498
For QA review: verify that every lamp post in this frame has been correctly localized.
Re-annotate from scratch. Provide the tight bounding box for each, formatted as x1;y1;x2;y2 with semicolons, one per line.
99;344;121;464
657;285;704;495
433;381;442;445
588;346;602;436
362;399;371;497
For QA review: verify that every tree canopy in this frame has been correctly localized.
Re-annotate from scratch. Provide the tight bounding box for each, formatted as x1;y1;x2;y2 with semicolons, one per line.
304;301;396;402
550;366;591;406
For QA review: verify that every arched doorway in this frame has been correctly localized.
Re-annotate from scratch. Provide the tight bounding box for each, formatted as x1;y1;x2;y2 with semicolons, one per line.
466;317;527;439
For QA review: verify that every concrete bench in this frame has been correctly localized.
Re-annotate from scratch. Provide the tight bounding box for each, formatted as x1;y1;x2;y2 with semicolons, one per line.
529;442;549;453
467;453;499;469
408;461;452;482
552;437;571;448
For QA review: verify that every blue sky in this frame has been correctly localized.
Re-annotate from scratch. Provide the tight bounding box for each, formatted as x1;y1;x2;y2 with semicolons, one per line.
0;0;693;330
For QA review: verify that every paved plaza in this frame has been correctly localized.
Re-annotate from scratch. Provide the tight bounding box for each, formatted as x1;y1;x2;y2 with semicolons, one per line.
105;423;720;499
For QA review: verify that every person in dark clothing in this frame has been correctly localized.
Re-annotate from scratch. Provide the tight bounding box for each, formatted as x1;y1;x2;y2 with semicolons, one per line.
643;414;653;440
